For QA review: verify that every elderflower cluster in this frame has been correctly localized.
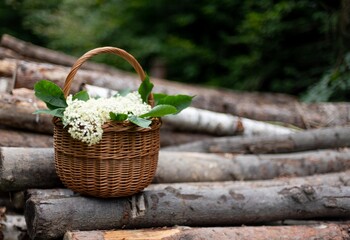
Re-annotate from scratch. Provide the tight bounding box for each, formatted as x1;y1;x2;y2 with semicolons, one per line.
62;92;151;145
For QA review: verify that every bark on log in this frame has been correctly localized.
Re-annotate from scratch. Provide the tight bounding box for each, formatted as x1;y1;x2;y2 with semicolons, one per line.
2;146;350;191
164;106;297;136
25;185;350;240
21;169;350;199
0;46;24;60
0;147;62;192
2;35;350;129
10;60;306;124
154;149;350;183
1;34;115;73
160;129;213;147
0;91;53;134
163;126;350;153
64;224;350;240
14;60;82;92
0;128;53;147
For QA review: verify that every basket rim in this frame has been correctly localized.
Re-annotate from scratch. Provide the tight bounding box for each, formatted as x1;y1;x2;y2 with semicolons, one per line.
53;117;162;132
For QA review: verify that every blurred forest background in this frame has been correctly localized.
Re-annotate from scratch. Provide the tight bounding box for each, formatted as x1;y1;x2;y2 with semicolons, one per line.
1;0;350;102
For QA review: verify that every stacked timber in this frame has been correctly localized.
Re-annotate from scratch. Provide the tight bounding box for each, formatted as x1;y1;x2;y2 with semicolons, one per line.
0;34;350;239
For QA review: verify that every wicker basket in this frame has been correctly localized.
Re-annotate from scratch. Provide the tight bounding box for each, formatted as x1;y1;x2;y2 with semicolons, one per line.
53;47;161;198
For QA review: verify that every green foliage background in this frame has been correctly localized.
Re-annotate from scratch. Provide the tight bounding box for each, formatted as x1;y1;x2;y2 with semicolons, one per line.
1;0;350;101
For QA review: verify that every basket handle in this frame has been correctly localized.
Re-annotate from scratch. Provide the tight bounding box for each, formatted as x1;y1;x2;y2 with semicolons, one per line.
62;46;153;105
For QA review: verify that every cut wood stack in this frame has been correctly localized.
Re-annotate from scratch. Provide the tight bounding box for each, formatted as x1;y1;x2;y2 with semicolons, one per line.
0;34;349;239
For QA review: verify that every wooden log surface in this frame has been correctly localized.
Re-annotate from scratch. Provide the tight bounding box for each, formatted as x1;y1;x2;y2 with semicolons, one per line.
64;223;350;240
0;90;53;134
2;147;350;191
163;126;350;153
25;185;350;240
0;128;53;147
1;34;115;73
2;57;350;129
2;34;350;129
0;147;62;191
163;106;296;136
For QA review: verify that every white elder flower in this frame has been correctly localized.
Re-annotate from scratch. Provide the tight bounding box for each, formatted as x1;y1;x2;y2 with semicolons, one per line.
62;92;151;145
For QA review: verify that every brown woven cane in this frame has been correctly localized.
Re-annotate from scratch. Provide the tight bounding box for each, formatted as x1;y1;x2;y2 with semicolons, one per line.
53;47;161;198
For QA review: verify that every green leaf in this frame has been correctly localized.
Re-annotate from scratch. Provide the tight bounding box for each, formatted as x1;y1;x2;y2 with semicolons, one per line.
34;80;67;109
140;104;177;118
138;74;153;103
128;115;152;128
109;112;128;121
153;93;194;113
33;108;65;118
73;90;89;101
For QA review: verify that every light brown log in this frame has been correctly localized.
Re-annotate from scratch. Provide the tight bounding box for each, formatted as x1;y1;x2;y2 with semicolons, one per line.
14;60;82;92
0;58;16;76
0;128;53;147
2;146;350;191
0;46;24;60
0;91;53;134
25;185;350;240
10;60;304;123
3;36;350;129
1;34;115;73
64;224;350;240
164;126;350;153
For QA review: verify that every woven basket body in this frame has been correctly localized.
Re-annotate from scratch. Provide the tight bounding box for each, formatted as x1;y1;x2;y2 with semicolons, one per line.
53;47;161;198
54;119;161;198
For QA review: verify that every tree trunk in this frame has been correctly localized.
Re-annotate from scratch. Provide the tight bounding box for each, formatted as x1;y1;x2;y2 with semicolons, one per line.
25;185;350;240
9;60;308;124
154;149;350;183
0;128;53;147
0;91;53;134
160;129;213;147
164;106;296;136
0;147;62;192
64;224;350;240
1;34;123;74
2;146;350;191
163;126;350;153
14;60;82;93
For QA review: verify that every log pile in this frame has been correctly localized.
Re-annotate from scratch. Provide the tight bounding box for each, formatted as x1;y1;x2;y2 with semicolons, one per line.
0;34;349;239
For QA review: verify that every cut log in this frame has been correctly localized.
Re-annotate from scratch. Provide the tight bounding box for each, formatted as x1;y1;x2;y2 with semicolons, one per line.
0;58;16;77
0;91;53;134
9;60;306;124
64;224;350;240
163;126;350;153
164;106;297;136
154;149;350;182
160;129;213;147
0;147;61;192
25;185;350;240
14;60;82;92
2;146;350;191
0;46;24;60
0;77;13;93
0;128;53;147
1;34;122;74
2;36;350;129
